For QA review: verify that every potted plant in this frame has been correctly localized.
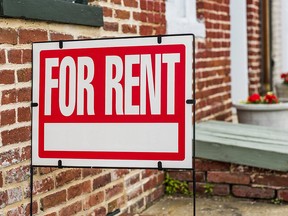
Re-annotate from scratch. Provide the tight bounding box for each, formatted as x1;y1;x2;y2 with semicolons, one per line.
275;72;288;102
234;92;288;130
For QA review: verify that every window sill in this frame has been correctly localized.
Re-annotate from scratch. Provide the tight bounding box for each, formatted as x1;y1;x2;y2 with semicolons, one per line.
0;0;103;27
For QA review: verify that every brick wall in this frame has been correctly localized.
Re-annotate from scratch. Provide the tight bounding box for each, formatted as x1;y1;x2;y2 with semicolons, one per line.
170;159;288;203
246;0;262;94
0;0;165;215
195;0;232;122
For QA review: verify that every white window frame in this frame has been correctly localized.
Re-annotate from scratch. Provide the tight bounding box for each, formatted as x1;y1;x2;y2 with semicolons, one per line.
166;0;205;37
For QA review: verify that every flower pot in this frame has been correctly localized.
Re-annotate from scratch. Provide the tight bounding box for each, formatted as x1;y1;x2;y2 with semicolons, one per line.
275;83;288;102
234;103;288;130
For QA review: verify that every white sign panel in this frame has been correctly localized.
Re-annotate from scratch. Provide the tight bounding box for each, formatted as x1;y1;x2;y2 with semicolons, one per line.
32;35;194;169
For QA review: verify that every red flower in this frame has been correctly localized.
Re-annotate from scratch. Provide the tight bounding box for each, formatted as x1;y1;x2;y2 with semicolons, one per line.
263;92;279;104
281;72;288;84
247;93;261;103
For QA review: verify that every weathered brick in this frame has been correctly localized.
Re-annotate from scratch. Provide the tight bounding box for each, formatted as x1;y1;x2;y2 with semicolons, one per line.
40;190;66;210
5;165;30;184
105;183;124;200
38;167;57;175
1;89;16;104
0;28;17;44
213;184;230;196
17;68;32;82
67;180;91;200
127;186;142;201
108;196;125;213
56;169;81;187
278;189;288;202
195;159;230;171
7;201;37;216
82;168;102;178
145;186;164;204
111;0;121;5
232;185;275;199
0;70;14;84
83;191;104;210
7;187;23;205
111;169;129;181
144;177;157;191
59;201;82;216
17;87;31;102
19;29;48;44
50;32;73;41
90;206;106;216
207;172;250;185
103;22;119;32
30;177;54;197
17;107;31;122
0;109;16;126
1;126;31;146
253;174;288;187
125;173;140;188
93;173;111;190
0;172;3;188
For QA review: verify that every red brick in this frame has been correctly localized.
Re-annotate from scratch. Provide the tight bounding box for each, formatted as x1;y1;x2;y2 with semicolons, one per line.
127;186;143;200
93;173;111;190
145;186;164;204
56;169;81;187
19;29;48;44
83;191;104;210
0;70;14;84
213;184;230;196
0;28;17;44
103;7;113;17
168;171;193;181
1;126;31;145
0;49;6;64
30;177;54;197
23;49;32;63
144;177;157;191
67;180;91;200
278;190;288;202
59;201;82;216
8;49;22;64
20;145;31;161
123;0;138;7
195;159;230;171
111;0;121;4
38;167;57;175
142;169;158;178
105;183;124;200
207;172;250;184
115;9;130;19
140;25;153;36
122;24;137;34
50;32;73;41
232;185;275;199
18;107;31;122
17;68;32;82
44;213;57;216
103;22;119;32
40;190;66;210
82;168;102;178
17;87;31;102
253;174;288;187
140;0;147;10
0;172;3;188
0;109;16;126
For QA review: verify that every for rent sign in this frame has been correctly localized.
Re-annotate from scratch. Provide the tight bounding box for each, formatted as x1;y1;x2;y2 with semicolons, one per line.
32;35;193;168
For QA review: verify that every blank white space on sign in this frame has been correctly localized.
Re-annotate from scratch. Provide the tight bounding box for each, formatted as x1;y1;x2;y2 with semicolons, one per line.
45;123;178;152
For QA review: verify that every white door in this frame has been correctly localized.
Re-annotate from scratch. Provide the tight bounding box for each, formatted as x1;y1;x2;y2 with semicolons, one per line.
230;0;249;103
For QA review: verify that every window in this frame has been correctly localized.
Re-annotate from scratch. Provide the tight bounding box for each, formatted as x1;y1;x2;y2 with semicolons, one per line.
166;0;205;37
0;0;103;27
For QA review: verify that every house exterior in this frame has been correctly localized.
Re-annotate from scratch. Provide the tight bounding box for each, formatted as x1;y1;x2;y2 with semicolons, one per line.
0;0;286;215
